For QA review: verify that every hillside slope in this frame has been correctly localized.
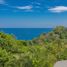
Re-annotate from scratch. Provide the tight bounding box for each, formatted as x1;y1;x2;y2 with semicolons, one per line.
0;26;67;67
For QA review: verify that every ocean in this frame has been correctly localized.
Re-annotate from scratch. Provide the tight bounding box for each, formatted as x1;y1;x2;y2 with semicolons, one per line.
0;28;53;40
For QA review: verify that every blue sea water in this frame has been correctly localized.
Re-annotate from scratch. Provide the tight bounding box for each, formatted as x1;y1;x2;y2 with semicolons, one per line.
0;28;53;40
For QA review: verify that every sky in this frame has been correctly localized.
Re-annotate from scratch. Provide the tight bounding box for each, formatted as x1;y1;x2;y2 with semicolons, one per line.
0;0;67;28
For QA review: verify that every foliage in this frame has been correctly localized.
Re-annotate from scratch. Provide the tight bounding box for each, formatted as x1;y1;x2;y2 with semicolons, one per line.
0;26;67;67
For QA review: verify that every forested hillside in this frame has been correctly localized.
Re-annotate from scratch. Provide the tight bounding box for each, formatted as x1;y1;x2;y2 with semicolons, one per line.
0;26;67;67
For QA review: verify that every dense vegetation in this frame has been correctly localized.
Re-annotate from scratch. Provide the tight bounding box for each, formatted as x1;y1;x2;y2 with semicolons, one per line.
0;26;67;67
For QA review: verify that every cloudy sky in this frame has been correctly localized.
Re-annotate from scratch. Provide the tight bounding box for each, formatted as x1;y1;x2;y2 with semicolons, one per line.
0;0;67;28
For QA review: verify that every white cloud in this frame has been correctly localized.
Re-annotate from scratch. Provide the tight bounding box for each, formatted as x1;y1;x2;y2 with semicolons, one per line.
0;0;5;4
16;6;33;10
31;2;41;5
34;2;41;5
48;6;67;13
